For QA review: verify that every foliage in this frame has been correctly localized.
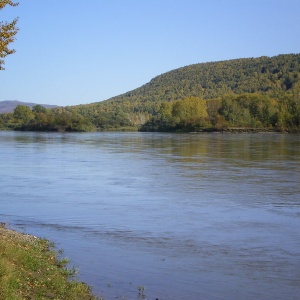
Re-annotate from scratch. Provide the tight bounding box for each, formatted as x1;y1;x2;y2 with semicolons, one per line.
0;105;96;131
68;53;300;129
0;0;18;70
0;54;300;132
13;104;34;126
141;92;300;132
172;96;208;130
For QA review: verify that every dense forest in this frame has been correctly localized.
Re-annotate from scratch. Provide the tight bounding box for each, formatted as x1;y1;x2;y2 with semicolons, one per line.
1;53;300;132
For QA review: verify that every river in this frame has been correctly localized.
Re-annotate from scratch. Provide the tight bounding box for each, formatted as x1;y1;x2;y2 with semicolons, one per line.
0;131;299;299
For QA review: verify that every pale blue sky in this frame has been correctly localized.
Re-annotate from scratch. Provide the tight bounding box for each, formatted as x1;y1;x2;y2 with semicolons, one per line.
1;0;299;106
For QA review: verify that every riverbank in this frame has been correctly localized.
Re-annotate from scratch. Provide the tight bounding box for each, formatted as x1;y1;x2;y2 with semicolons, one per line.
193;127;300;133
0;224;98;300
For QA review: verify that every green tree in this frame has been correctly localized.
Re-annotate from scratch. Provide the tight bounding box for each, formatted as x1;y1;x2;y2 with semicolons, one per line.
157;102;173;129
291;82;300;126
172;96;208;129
32;104;47;113
69;113;95;131
54;111;72;131
33;112;49;129
13;104;34;126
30;109;55;130
206;98;222;127
0;0;18;70
219;95;253;126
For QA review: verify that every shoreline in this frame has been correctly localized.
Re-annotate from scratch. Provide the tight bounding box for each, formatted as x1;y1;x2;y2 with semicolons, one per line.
192;127;300;133
1;126;300;133
0;224;98;300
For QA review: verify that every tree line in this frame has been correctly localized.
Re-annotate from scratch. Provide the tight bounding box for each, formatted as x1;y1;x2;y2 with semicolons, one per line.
65;53;300;132
0;3;299;132
0;105;95;132
140;90;300;132
1;88;299;132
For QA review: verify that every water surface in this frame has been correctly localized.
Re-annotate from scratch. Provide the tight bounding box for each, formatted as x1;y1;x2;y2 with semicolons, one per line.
1;132;299;299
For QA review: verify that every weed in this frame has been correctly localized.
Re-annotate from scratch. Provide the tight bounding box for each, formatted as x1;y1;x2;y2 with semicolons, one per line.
137;285;146;298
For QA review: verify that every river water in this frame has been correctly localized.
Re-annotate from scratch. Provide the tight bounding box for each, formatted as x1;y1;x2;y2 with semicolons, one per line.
0;131;299;300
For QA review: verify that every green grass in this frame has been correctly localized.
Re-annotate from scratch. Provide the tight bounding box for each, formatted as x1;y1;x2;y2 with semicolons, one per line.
0;225;98;300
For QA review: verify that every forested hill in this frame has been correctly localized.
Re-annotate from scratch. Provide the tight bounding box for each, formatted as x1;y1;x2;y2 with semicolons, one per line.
102;53;300;104
72;53;300;127
1;53;300;132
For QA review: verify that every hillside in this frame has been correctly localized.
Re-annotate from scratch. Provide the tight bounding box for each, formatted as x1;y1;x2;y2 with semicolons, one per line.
103;53;300;103
1;54;300;132
0;100;58;113
73;53;300;126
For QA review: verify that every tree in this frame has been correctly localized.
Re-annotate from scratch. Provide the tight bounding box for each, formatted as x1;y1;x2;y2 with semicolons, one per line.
31;106;55;130
172;96;208;129
219;94;253;126
32;104;47;113
13;104;34;125
0;1;18;70
157;102;173;129
206;98;222;127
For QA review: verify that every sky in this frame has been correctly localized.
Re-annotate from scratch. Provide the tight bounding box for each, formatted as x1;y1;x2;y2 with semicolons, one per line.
1;0;300;106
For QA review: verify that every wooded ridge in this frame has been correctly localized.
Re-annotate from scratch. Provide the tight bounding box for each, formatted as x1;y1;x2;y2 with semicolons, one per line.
1;53;300;132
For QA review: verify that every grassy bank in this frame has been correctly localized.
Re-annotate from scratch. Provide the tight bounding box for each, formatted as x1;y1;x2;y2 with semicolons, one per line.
0;224;98;300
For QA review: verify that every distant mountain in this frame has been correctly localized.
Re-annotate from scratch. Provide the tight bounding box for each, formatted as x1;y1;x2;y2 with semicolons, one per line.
0;100;58;113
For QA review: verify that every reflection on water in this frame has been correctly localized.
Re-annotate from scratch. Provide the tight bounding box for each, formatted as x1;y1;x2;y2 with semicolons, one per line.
0;131;300;300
